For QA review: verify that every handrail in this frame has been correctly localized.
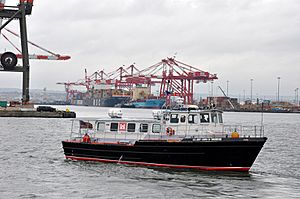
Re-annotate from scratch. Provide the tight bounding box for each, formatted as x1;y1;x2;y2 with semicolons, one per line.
69;121;265;143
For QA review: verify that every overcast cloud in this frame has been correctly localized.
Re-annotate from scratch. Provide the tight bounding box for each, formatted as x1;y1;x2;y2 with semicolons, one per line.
0;0;299;97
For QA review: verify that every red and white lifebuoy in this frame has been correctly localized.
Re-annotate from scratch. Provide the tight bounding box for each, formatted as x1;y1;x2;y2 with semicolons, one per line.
166;127;175;136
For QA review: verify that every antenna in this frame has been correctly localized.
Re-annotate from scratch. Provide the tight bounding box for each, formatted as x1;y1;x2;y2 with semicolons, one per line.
173;52;177;59
260;101;264;137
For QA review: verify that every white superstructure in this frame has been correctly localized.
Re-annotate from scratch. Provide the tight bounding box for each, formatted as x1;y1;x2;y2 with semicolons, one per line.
69;108;264;144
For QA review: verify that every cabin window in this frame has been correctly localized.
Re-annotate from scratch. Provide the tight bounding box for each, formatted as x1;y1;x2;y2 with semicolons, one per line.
110;123;118;131
97;122;105;131
127;123;136;132
152;124;161;133
200;113;210;123
170;114;179;123
188;114;198;124
218;114;223;123
79;120;93;129
140;123;148;132
180;115;186;123
211;113;218;123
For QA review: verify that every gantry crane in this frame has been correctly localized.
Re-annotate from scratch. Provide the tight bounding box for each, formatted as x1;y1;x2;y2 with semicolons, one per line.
0;0;70;104
123;57;217;105
0;0;35;103
59;58;217;105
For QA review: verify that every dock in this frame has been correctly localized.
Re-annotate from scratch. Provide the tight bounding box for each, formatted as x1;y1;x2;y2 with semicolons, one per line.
0;110;75;118
0;105;76;118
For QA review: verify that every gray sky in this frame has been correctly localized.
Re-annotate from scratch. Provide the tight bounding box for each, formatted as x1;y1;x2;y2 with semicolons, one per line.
0;0;299;97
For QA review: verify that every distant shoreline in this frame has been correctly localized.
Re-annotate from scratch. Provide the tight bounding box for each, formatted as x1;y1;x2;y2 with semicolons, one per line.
224;109;300;114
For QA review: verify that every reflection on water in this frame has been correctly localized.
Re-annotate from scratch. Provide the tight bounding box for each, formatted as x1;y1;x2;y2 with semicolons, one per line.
0;106;299;198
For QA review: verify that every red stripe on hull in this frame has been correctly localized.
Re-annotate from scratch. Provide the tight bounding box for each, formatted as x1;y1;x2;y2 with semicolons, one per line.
65;156;250;172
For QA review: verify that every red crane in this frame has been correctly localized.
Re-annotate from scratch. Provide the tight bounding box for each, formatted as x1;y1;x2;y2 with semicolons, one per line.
114;64;141;90
58;58;217;105
57;80;87;103
123;57;218;105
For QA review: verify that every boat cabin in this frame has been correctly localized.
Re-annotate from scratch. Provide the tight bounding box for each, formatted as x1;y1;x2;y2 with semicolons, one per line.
95;118;162;139
70;109;232;144
70;117;163;143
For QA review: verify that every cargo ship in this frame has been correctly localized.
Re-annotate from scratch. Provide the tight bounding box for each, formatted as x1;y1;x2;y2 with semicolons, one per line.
92;96;130;107
71;87;131;107
62;108;267;172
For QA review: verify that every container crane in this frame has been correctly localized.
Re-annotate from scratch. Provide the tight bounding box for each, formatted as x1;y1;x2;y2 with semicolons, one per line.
58;58;218;106
0;0;70;104
125;57;218;105
57;80;86;103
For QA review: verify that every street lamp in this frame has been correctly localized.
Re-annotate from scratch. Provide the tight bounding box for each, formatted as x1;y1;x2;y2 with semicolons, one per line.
295;88;299;106
211;81;214;97
250;79;253;103
226;80;229;96
277;77;281;102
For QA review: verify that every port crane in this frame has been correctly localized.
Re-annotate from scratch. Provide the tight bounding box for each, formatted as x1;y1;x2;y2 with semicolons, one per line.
56;81;87;103
131;57;218;105
85;64;141;92
58;64;143;103
59;58;218;105
0;0;70;104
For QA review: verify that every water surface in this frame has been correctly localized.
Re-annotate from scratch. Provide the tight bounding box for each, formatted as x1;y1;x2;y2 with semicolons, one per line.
0;106;299;198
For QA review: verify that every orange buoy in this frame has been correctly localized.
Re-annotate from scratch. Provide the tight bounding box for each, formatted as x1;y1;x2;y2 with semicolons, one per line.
231;131;240;138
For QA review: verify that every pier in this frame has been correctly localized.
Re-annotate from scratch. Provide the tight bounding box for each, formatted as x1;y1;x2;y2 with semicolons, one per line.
0;108;76;118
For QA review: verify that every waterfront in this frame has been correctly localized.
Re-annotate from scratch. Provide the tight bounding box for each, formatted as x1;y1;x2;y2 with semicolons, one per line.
0;106;299;198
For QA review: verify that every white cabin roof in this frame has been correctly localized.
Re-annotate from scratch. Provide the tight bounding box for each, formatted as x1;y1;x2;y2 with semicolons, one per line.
161;109;223;114
71;117;159;123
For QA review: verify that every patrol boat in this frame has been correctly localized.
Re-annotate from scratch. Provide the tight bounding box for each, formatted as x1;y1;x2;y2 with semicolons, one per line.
62;108;267;172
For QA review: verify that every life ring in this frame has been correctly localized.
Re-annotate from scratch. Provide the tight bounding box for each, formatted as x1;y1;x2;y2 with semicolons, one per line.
166;127;175;136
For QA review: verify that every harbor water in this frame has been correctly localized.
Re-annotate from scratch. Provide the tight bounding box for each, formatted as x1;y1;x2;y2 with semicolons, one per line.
0;106;299;198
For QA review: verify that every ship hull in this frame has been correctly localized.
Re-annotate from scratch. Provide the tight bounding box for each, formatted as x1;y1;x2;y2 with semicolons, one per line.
132;99;165;109
90;97;130;107
62;137;267;171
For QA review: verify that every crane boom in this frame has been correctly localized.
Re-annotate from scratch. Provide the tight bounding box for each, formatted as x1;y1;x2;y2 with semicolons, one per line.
218;86;235;109
2;28;71;60
0;0;4;34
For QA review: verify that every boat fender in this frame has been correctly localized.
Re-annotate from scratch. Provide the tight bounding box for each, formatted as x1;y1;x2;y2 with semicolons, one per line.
231;130;239;138
82;133;91;143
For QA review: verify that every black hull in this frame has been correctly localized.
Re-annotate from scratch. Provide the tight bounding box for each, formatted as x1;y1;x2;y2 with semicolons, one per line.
62;138;267;171
101;97;130;107
84;97;130;107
